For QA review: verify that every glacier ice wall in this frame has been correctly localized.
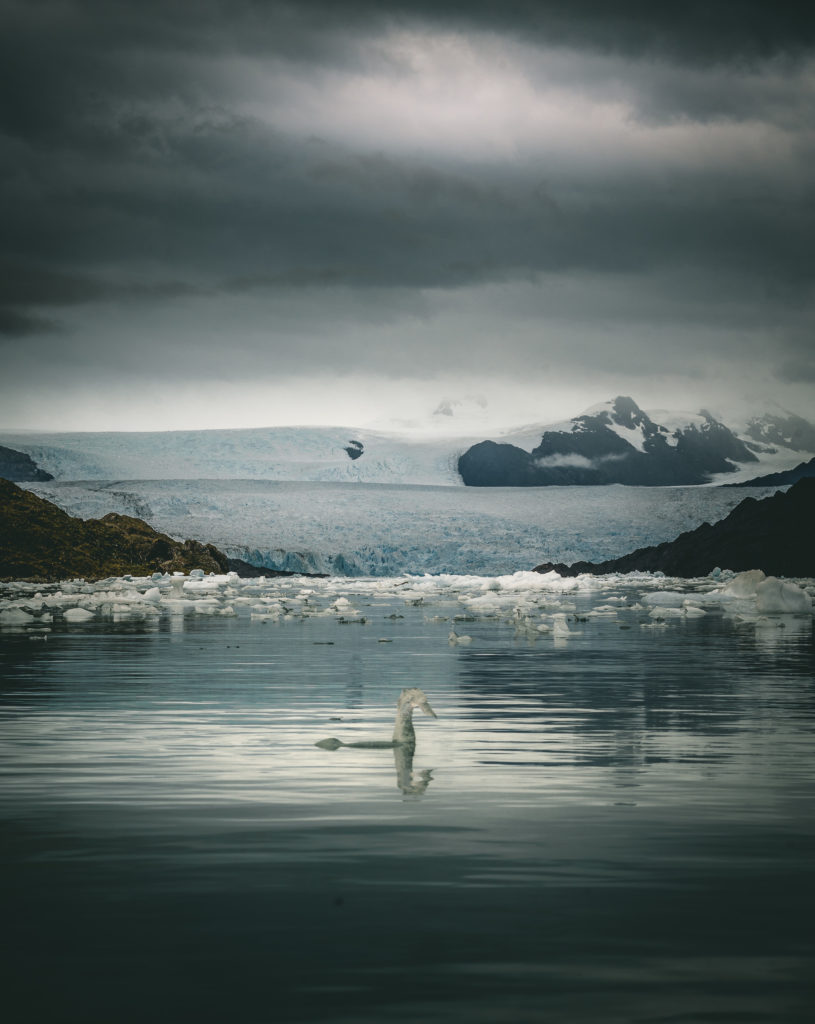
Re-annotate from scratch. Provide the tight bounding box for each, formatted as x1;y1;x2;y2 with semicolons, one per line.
24;479;779;578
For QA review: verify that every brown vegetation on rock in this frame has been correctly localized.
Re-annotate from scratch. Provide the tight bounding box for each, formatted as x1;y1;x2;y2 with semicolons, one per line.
0;479;229;581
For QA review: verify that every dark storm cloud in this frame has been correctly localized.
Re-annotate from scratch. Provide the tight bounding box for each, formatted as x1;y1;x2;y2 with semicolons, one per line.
5;1;813;151
0;263;104;337
429;1;815;64
0;307;62;339
0;260;200;337
1;0;814;392
8;1;814;67
0;263;106;308
4;3;813;146
4;116;811;286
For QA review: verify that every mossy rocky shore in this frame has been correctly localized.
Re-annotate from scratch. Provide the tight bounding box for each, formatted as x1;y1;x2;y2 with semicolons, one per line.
0;479;230;582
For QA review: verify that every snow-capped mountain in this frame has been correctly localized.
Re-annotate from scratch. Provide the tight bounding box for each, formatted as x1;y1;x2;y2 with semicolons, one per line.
459;397;814;487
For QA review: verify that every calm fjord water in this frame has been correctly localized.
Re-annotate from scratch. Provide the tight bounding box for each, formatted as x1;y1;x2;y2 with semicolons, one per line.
1;589;814;1023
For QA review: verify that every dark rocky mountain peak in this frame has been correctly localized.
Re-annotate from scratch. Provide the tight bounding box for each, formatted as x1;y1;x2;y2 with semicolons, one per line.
589;396;652;431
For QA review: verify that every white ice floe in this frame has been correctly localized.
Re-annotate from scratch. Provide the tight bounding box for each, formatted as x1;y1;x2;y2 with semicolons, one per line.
755;577;812;615
643;591;707;619
681;605;708;619
704;570;812;616
722;570;767;599
0;607;36;624
63;607;94;622
647;605;706;619
0;565;811;647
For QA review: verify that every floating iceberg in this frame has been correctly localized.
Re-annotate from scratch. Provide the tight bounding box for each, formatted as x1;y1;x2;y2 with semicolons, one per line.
755;577;812;614
63;607;94;622
722;570;768;599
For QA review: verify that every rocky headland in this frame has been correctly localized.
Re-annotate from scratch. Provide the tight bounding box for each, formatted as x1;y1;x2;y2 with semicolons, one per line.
0;479;231;581
0;480;326;582
534;478;815;578
0;445;53;482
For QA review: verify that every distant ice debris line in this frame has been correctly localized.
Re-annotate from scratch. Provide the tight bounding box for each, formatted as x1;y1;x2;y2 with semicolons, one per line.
2;571;811;654
21;479;777;578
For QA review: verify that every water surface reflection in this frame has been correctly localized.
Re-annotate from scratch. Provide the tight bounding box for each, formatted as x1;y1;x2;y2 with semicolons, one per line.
1;593;813;1022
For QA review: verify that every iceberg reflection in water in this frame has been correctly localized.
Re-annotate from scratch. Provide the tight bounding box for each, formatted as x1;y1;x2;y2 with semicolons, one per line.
0;569;814;1023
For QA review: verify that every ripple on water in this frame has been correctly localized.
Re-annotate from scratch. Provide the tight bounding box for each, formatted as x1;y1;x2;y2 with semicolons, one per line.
1;575;814;1022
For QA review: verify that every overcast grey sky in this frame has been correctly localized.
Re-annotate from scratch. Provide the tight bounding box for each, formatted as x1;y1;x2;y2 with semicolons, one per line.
2;0;814;431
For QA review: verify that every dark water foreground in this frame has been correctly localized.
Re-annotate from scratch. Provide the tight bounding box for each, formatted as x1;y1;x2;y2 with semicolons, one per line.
1;600;814;1023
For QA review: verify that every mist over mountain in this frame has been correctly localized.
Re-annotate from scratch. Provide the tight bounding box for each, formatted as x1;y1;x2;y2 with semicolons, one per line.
743;413;815;454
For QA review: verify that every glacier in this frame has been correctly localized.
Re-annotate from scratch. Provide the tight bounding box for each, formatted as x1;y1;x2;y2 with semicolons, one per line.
24;478;779;577
0;426;471;485
1;412;803;578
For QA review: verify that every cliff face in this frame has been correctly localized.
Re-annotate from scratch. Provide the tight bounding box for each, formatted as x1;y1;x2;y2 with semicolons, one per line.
0;445;53;482
534;478;815;579
0;479;229;581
